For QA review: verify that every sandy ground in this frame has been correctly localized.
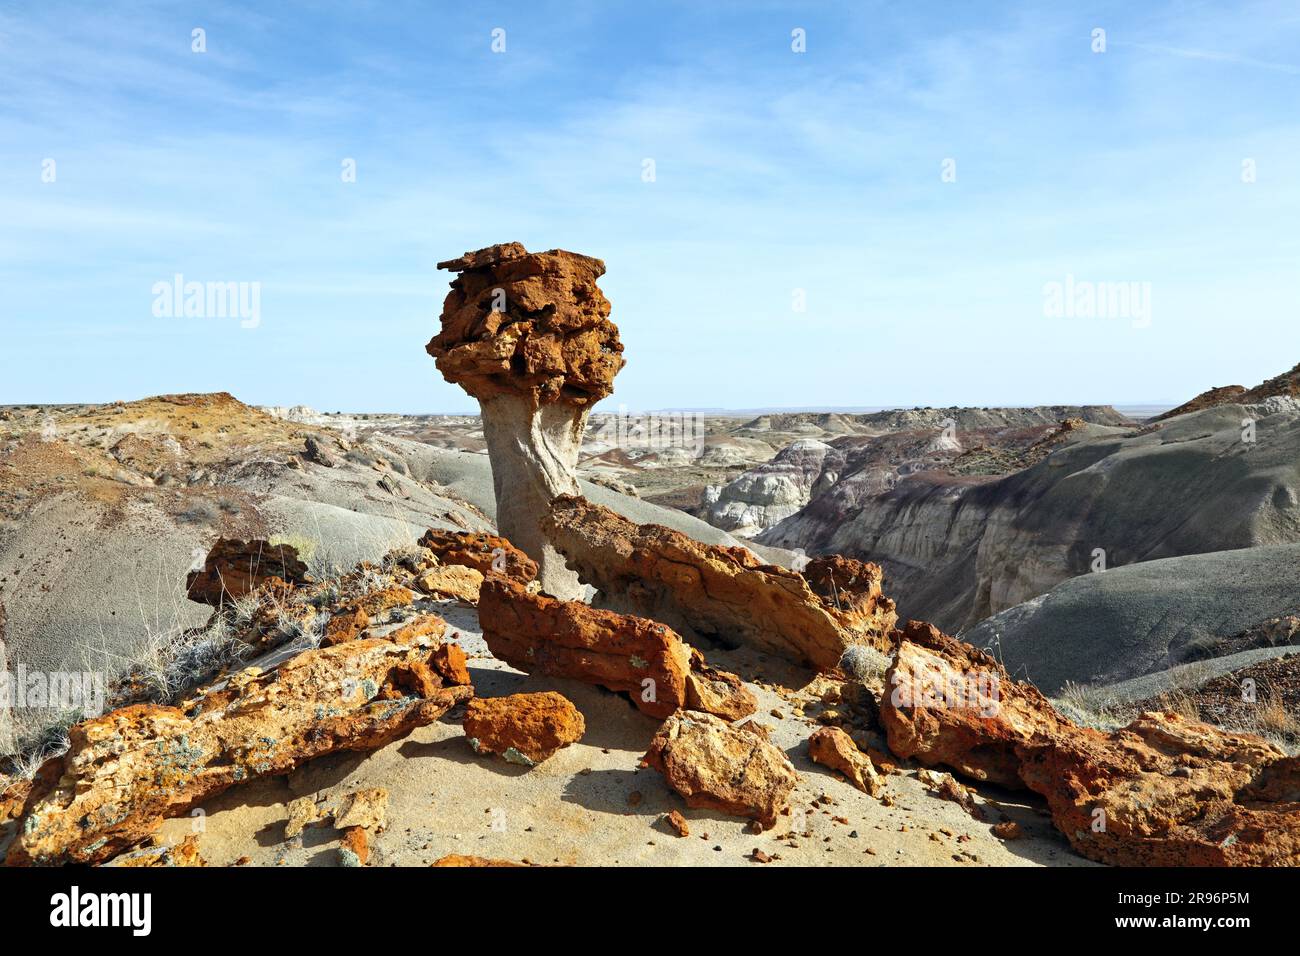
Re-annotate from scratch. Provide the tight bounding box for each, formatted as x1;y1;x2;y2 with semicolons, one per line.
146;602;1094;868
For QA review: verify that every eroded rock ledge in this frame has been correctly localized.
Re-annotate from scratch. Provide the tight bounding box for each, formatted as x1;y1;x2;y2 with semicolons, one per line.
881;620;1300;866
478;575;756;720
542;494;897;669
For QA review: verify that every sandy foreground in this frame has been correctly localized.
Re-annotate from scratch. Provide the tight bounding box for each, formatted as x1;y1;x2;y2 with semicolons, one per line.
140;602;1094;868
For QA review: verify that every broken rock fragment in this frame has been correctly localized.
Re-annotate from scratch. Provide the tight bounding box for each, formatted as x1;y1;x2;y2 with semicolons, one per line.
917;768;985;821
334;787;389;832
321;586;416;646
643;712;798;829
463;691;585;765
303;434;342;467
417;528;538;585
106;834;207;868
881;619;1300;866
431;854;526;867
285;796;325;839
415;565;485;604
426;243;624;598
339;827;369;866
7;630;472;866
808;726;885;797
542;495;897;669
478;575;755;720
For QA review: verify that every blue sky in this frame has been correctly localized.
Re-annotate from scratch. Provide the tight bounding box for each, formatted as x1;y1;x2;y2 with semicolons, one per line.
1;0;1297;413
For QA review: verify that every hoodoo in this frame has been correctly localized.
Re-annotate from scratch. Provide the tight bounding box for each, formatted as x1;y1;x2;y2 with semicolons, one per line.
427;242;624;598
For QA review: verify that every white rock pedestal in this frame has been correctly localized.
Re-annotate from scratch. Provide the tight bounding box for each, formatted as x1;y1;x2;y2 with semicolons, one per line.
480;394;587;600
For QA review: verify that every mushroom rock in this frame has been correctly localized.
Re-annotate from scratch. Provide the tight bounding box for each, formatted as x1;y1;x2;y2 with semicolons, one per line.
541;494;897;670
881;619;1300;866
477;575;756;721
643;712;799;829
6;627;472;866
427;243;624;599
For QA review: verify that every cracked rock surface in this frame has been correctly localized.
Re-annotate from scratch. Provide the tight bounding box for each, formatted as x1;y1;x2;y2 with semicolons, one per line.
882;620;1300;866
6;627;471;866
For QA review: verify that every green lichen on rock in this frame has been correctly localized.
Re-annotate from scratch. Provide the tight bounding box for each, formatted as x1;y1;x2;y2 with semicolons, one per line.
502;747;536;767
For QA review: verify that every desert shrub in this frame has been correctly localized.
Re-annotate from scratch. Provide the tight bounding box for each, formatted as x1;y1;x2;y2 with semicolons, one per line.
344;446;379;468
1152;688;1202;722
4;716;75;780
114;618;249;705
1175;634;1224;664
1053;681;1135;731
838;643;889;682
230;591;262;626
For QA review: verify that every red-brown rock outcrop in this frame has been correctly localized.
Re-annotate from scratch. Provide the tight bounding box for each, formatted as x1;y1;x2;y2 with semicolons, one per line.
643;712;798;829
541;495;897;669
6;628;472;866
431;854;527;867
881;620;1300;866
185;538;311;606
463;691;585;765
477;576;756;721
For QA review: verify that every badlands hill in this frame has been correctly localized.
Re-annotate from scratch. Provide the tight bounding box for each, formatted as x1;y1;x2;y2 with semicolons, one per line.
704;363;1300;706
0;392;759;751
704;406;1128;535
759;398;1300;632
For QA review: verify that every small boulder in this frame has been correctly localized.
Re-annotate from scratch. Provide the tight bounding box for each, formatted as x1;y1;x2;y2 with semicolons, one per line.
417;528;538;585
808;726;884;797
463;692;585;766
185;538;310;606
643;712;798;829
338;827;369;866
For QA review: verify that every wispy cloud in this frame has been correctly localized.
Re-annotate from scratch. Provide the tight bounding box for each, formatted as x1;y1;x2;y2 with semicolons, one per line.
1124;41;1300;74
2;1;1299;411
